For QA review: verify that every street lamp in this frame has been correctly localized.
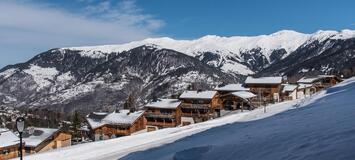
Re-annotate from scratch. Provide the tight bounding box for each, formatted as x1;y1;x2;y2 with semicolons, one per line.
16;117;25;160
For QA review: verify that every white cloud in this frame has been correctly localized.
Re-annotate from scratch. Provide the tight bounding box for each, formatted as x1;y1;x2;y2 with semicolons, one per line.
0;0;165;67
0;0;164;48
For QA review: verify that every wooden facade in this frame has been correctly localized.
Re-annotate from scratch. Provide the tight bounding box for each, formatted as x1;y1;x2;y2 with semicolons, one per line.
246;84;282;104
91;115;146;140
281;84;298;101
297;84;316;99
179;91;222;123
298;75;342;92
313;76;340;91
218;93;256;111
0;129;21;160
215;84;256;111
0;144;19;160
87;110;146;141
145;107;182;129
24;130;72;154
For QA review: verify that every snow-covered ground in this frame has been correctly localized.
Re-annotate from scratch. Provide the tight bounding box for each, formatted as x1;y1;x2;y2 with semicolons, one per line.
18;77;355;160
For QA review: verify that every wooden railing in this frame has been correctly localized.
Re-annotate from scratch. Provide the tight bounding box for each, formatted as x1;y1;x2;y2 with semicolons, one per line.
180;103;211;109
146;121;177;127
145;112;175;119
181;112;213;118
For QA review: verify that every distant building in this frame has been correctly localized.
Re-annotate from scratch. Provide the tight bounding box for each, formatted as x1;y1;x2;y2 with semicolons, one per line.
245;76;283;104
179;90;222;124
215;84;250;93
22;127;72;154
86;110;146;141
297;75;342;91
144;99;182;131
0;128;20;160
297;84;316;99
215;84;256;110
281;84;298;101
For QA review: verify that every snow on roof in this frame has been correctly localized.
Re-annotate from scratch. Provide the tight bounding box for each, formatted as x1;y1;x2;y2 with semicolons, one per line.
22;127;59;147
145;99;181;109
245;76;283;84
0;128;20;148
282;84;298;92
214;84;249;92
297;77;320;84
231;91;256;99
86;110;145;129
179;91;217;100
297;75;336;84
298;84;314;89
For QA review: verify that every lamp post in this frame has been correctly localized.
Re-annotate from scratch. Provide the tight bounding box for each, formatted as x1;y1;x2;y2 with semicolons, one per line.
16;117;25;160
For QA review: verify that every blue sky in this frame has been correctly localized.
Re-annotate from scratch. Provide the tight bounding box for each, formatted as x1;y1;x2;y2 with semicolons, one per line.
0;0;354;68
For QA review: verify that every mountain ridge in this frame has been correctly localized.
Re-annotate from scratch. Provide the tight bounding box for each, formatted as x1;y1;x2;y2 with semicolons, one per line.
0;29;354;113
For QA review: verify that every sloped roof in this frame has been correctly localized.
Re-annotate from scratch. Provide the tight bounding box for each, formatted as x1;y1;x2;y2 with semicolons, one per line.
179;91;217;100
298;84;314;89
22;127;59;147
297;75;338;84
214;84;249;92
86;110;145;129
245;76;283;84
231;91;257;99
282;84;298;92
0;128;20;148
297;77;321;84
145;99;181;109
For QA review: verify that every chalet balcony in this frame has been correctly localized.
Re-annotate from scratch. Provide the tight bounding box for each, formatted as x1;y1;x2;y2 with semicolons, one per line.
145;112;175;119
181;112;214;118
146;121;177;127
180;103;211;109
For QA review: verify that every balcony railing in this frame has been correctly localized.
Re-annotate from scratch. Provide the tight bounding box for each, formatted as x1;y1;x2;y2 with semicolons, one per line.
145;112;175;119
146;121;177;127
181;112;214;118
180;103;211;109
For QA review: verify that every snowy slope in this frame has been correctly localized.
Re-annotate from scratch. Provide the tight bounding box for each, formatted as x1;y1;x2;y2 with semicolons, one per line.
20;77;355;160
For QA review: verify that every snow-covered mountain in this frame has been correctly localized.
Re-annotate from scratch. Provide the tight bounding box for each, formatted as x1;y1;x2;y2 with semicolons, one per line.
20;77;355;160
0;46;236;113
0;29;354;112
65;29;355;75
259;30;355;78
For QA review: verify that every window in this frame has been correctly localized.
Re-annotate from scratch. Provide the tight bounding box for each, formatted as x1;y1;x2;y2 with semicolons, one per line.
1;149;10;155
160;109;172;114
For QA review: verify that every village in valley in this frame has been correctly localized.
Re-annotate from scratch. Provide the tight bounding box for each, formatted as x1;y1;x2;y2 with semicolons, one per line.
0;74;342;160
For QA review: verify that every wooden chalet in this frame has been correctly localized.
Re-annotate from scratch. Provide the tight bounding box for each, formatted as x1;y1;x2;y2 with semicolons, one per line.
281;84;298;101
22;127;72;154
215;84;257;111
297;75;342;91
244;76;283;105
86;110;146;141
0;128;20;160
144;99;182;131
179;90;222;124
297;84;316;99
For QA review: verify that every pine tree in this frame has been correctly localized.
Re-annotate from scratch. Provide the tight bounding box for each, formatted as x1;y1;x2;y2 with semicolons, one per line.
124;94;136;113
71;111;81;141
